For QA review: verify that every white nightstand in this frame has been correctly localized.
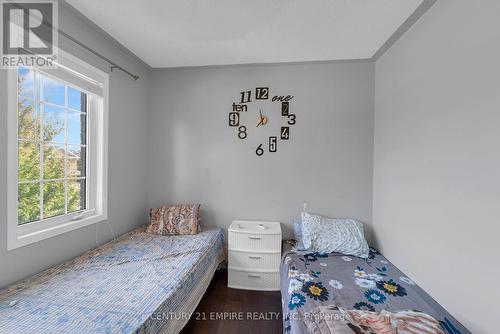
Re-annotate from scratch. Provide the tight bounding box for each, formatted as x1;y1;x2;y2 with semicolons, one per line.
227;220;282;291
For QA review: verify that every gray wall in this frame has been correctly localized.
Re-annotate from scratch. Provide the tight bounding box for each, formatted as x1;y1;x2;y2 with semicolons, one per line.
4;3;493;332
373;1;500;333
147;62;375;241
0;2;151;288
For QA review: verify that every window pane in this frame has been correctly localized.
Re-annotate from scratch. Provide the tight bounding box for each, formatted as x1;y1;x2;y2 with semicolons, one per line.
43;144;65;180
18;100;40;141
18;67;34;102
67;111;86;145
67;146;86;178
16;65;97;228
68;87;86;112
43;181;65;218
18;183;40;225
43;104;65;143
68;179;86;213
42;75;65;106
18;142;40;182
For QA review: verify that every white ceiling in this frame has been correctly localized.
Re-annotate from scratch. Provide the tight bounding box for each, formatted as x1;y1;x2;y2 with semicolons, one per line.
66;0;424;68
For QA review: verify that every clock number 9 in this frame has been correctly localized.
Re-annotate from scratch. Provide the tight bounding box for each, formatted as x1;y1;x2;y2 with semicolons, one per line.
238;126;247;139
256;144;264;156
287;114;296;125
228;112;239;127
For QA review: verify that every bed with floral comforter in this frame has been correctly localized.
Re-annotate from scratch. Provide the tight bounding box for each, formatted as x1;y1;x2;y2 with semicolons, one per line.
281;244;470;334
0;227;224;334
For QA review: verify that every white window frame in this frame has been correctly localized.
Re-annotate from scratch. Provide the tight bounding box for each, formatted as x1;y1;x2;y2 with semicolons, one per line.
7;50;109;250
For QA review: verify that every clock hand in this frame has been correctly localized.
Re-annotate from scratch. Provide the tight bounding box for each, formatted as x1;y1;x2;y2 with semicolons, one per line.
257;117;264;127
257;109;266;127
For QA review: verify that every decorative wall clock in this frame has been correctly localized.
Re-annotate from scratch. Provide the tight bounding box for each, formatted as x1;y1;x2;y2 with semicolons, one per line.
228;87;295;156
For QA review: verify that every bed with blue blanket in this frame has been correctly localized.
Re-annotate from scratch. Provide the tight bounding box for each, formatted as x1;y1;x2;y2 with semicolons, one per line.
0;227;225;334
280;244;470;334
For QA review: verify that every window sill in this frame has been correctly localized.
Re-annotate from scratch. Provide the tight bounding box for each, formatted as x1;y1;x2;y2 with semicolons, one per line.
7;213;107;250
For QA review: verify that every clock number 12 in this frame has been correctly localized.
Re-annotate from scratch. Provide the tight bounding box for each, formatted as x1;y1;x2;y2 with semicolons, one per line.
255;87;269;100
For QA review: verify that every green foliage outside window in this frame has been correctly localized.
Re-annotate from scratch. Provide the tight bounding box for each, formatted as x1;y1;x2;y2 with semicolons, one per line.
18;70;85;225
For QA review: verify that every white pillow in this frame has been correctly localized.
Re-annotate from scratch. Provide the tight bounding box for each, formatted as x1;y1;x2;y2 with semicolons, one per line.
301;212;369;258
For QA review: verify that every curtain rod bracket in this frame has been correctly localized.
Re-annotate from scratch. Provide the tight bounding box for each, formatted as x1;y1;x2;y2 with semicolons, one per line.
110;66;139;81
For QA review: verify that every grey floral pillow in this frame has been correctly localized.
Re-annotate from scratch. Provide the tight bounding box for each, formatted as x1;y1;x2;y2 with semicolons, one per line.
301;211;369;258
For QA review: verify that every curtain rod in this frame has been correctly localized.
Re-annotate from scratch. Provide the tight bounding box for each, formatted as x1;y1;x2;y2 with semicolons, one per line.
9;2;140;81
57;29;140;81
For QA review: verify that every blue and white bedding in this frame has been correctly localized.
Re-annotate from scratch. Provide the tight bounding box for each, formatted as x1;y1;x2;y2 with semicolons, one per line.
0;227;225;334
281;244;470;334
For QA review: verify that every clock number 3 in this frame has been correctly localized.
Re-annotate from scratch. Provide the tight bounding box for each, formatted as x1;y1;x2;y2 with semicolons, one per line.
238;126;247;139
287;114;296;125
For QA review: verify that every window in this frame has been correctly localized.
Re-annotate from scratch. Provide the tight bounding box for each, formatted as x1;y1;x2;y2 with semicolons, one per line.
17;68;88;224
7;50;108;250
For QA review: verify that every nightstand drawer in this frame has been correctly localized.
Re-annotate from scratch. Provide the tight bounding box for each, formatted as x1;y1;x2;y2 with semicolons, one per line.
229;250;280;271
228;269;280;291
228;231;281;252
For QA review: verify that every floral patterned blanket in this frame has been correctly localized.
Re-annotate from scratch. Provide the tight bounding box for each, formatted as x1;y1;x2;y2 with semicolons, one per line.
302;306;445;334
281;245;469;334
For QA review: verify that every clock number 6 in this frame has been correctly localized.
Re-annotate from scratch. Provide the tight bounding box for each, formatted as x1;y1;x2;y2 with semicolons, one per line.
238;126;247;139
256;144;264;156
287;114;296;125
